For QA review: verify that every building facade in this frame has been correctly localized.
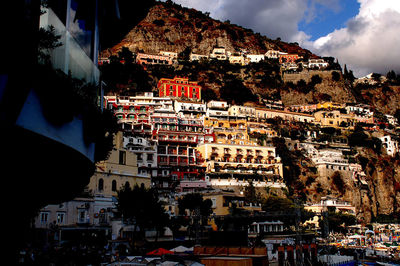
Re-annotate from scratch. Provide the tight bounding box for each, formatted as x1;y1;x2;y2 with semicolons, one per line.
158;76;202;101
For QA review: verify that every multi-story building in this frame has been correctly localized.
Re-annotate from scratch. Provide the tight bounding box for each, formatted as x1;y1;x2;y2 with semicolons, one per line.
247;122;279;137
314;110;344;127
210;47;228;60
256;108;315;123
229;55;246;65
228;105;256;119
88;132;151;197
35;132;150;244
174;100;207;117
202;191;262;216
345;103;373;116
265;50;284;59
159;50;178;59
379;135;399;156
35;196;115;241
158;76;202;101
136;52;174;65
206;100;229;118
190;53;209;61
197;142;283;177
104;93;174;131
152;113;206;190
124;135;158;178
310;148;352;178
247;54;265;63
278;54;300;64
305;58;329;69
286;104;318;114
304;196;356;228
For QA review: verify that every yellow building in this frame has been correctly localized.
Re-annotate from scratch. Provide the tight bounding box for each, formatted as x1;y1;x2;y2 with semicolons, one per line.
88;133;151;197
204;117;254;145
202;191;262;216
255;108;315;123
197;143;283;177
316;101;344;110
228;105;256;118
247;122;278;137
314;110;345;127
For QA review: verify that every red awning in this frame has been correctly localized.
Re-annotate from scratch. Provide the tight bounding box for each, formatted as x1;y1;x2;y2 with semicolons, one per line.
146;248;174;256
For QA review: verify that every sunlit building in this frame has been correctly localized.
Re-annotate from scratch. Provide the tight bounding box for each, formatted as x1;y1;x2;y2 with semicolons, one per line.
158;76;202;101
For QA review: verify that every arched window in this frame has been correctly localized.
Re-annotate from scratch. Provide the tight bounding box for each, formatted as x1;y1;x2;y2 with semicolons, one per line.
125;181;130;189
98;178;104;191
112;180;117;192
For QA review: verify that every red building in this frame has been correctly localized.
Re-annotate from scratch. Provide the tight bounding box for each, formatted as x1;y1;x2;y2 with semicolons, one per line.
278;54;300;64
158;76;202;101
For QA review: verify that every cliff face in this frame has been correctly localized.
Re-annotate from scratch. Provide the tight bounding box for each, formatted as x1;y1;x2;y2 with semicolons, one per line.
101;3;315;58
300;147;400;223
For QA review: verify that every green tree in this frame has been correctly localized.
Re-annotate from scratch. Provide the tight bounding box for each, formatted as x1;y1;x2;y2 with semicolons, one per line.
332;71;341;82
116;184;169;240
244;181;261;204
219;78;257;104
320;210;356;234
178;193;212;218
178;46;192;61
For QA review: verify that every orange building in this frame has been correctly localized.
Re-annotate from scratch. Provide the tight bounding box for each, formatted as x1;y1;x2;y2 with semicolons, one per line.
278;54;300;64
158;76;202;101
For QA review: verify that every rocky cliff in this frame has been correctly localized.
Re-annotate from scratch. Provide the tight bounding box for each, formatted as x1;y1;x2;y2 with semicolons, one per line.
101;2;315;58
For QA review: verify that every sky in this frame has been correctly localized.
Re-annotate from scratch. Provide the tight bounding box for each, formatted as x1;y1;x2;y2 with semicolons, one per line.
168;0;400;78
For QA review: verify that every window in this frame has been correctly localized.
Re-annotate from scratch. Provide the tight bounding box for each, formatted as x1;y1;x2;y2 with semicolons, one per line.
98;178;104;191
78;210;87;224
147;154;153;161
56;212;65;224
119;150;126;165
40;212;49;223
211;198;217;208
112;180;117;191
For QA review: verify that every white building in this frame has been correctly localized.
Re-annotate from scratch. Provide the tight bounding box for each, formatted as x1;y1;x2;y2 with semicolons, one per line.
265;50;286;59
229;55;246;65
345;103;373;116
35;196;115;239
311;148;351;172
228;105;256;118
210;47;228;60
379;135;399;156
190;53;208;61
124;136;158;177
247;54;265;63
206;100;229;117
174;100;206;116
385;114;398;126
306;58;329;69
159;51;178;59
206;176;286;189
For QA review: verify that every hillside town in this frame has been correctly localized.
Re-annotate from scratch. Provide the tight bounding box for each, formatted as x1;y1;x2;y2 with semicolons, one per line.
9;0;400;265
32;70;400;264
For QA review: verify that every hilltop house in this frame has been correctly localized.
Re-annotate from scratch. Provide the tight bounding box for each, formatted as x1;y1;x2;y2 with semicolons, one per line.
379;135;399;156
210;47;229;60
136;52;174;65
158;76;202;101
304;58;329;69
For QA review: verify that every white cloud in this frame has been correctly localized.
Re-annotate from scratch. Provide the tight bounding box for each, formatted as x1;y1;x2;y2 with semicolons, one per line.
172;0;309;42
304;0;400;77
